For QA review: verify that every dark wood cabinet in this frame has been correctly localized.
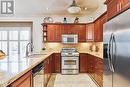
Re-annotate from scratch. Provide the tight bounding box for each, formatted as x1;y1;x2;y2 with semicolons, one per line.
80;54;95;73
80;53;103;87
71;25;86;42
87;54;95;73
121;0;130;7
54;53;61;73
94;57;103;87
94;12;107;42
47;24;61;42
107;0;120;20
42;23;86;42
80;53;87;73
10;71;32;87
44;58;49;87
94;19;101;42
86;24;94;41
105;0;130;21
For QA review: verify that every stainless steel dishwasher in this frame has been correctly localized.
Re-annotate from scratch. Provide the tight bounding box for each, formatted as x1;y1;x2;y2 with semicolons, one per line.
32;62;44;87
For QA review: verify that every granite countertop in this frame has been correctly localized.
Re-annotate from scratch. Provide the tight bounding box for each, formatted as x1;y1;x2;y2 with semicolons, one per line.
0;51;54;87
78;51;103;59
0;50;102;87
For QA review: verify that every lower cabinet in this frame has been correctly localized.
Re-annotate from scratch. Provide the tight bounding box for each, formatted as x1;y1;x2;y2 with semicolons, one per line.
54;53;61;73
44;55;52;87
80;53;103;87
80;53;87;73
93;57;103;87
44;53;61;87
9;71;32;87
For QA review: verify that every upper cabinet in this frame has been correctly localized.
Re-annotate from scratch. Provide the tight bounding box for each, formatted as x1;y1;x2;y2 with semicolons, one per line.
47;24;62;42
42;23;86;42
105;0;130;20
86;24;94;41
94;13;107;42
42;14;107;43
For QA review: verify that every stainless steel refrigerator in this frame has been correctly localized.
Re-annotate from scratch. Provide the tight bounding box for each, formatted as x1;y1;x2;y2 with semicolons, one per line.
103;9;130;87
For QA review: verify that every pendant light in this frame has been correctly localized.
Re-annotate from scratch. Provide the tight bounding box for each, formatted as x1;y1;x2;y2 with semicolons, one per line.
67;0;81;14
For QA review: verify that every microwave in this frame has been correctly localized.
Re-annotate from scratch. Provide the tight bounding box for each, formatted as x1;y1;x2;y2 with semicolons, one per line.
62;34;78;44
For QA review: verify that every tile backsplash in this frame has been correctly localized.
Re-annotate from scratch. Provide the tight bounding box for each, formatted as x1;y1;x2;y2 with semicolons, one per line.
44;42;103;53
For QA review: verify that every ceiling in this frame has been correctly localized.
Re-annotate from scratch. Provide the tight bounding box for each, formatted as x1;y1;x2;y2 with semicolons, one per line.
15;0;106;16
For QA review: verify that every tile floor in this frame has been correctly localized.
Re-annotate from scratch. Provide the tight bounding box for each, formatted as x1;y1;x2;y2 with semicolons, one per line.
47;74;98;87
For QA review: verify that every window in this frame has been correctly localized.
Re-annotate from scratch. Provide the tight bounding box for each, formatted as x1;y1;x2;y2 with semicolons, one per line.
0;23;32;56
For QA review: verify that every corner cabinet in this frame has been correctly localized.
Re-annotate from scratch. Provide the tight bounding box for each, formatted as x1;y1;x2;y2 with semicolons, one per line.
9;71;32;87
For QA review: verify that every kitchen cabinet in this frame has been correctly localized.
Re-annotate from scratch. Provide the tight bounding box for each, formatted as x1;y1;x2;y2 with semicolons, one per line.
42;23;86;42
44;55;53;87
53;53;61;73
94;57;103;87
94;12;107;42
10;71;32;87
80;54;95;73
44;58;49;87
105;0;130;20
86;24;94;41
43;53;61;86
70;24;86;42
87;54;95;73
121;0;130;7
80;53;87;73
47;24;61;42
80;53;103;87
107;0;120;20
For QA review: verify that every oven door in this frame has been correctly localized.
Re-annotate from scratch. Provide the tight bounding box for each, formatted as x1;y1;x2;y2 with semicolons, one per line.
62;57;79;69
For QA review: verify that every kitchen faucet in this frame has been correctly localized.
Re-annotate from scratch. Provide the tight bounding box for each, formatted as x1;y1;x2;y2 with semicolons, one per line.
26;42;33;57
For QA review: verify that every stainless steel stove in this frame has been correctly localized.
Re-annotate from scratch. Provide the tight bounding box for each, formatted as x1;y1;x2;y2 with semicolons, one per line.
61;48;79;74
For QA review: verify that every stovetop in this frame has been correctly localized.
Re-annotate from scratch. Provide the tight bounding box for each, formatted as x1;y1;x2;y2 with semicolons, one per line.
61;48;79;57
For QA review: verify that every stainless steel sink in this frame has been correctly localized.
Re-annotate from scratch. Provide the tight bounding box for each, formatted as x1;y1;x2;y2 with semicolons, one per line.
25;54;47;58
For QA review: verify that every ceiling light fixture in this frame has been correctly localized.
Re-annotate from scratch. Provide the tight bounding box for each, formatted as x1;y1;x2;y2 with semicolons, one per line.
67;0;81;14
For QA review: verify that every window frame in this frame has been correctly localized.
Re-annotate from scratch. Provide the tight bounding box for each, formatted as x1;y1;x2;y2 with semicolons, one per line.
0;23;33;56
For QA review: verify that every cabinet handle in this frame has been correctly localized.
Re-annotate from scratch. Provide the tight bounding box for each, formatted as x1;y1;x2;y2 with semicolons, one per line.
119;2;122;11
117;3;120;12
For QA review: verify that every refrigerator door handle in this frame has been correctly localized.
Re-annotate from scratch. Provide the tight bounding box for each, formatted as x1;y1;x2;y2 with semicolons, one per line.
110;34;114;72
107;33;113;71
111;34;117;72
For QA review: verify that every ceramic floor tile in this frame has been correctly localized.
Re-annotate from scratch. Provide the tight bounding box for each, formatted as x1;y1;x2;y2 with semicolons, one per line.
47;74;98;87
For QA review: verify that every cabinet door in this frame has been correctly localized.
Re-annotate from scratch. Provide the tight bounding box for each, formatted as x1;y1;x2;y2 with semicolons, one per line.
76;25;86;42
107;0;120;20
47;25;61;42
61;25;70;34
86;24;94;41
80;53;87;73
54;53;61;73
87;54;95;73
94;58;103;87
61;24;86;42
10;71;32;87
120;0;130;8
94;20;101;42
94;13;106;42
44;59;48;87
